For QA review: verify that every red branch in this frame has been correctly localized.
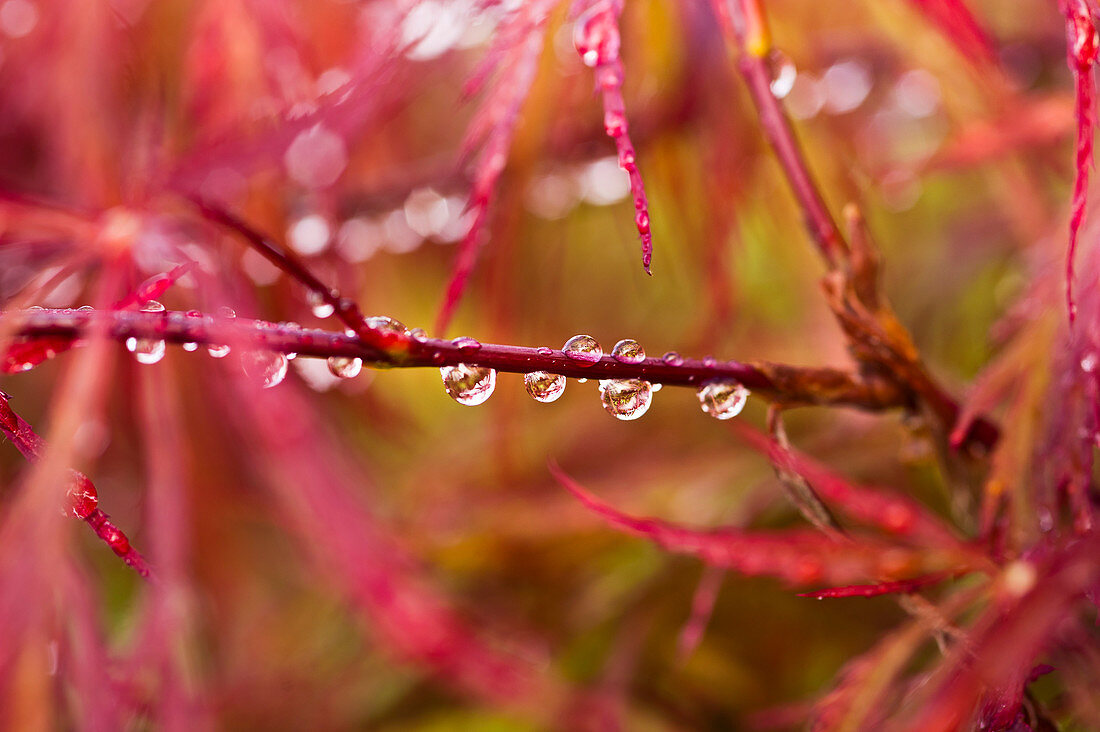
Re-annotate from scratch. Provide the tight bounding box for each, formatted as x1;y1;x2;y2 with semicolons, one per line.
8;307;910;411
1060;0;1100;324
0;395;151;578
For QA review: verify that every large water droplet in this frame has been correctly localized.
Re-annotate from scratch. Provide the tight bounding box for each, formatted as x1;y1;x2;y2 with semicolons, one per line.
563;334;602;365
768;49;797;99
128;301;166;364
524;372;565;403
611;338;645;363
441;363;496;406
697;379;750;420
573;4;620;68
242;350;289;388
327;356;363;379
599;378;652;420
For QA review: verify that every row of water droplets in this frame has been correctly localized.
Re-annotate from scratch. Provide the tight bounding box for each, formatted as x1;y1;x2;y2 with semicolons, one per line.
122;302;408;390
441;333;750;422
116;302;749;416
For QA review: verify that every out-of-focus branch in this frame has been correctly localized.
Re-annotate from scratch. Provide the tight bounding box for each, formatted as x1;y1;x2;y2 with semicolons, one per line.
711;0;1001;454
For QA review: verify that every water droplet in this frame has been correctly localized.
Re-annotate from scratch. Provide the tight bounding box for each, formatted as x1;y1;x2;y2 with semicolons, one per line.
127;301;166;364
365;315;409;336
1082;353;1097;373
577;378;588;384
76;305;94;312
409;327;429;342
563;334;602;365
440;363;496;406
651;382;663;392
327;356;363;379
241;350;289;388
524;372;566;403
308;291;335;319
217;306;236;319
287;352;297;360
662;351;683;366
208;344;231;358
611;338;645;364
186;309;202;317
182;342;198;352
768;49;797;99
697;379;750;420
536;346;554;356
598;378;652;420
126;336;165;365
703;355;717;367
634;210;650;234
452;336;481;352
573;4;620;68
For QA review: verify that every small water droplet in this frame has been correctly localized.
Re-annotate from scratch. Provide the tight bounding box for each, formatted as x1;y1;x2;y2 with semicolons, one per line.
76;305;94;312
651;382;663;392
186;309;202;318
611;338;645;364
536;346;554;356
768;49;797;99
599;378;652;420
573;4;620;68
217;306;236;319
207;344;231;358
703;355;717;367
365;315;409;336
327;356;363;379
242;350;289;388
182;342;198;352
126;336;165;365
441;363;496;405
409;327;429;342
563;334;602;365
308;291;335;319
452;336;481;352
697;379;750;420
662;351;683;366
524;372;566;403
287;352;297;360
1082;353;1097;373
577;378;588;384
127;301;166;364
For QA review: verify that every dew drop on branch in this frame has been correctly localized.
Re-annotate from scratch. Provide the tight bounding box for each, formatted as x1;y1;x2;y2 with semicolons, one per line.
409;327;429;342
451;336;481;353
562;334;602;365
127;300;166;365
207;344;231;358
662;351;683;366
327;356;363;379
440;363;496;406
611;338;645;363
241;350;289;389
697;379;750;420
524;372;565;403
308;291;335;319
599;378;652;420
767;49;797;99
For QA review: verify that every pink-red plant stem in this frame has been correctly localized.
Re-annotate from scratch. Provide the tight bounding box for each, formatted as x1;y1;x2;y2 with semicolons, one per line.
11;307;907;410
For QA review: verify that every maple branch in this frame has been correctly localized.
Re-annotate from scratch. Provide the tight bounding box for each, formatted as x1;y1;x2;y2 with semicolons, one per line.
0;395;151;578
7;307;911;412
